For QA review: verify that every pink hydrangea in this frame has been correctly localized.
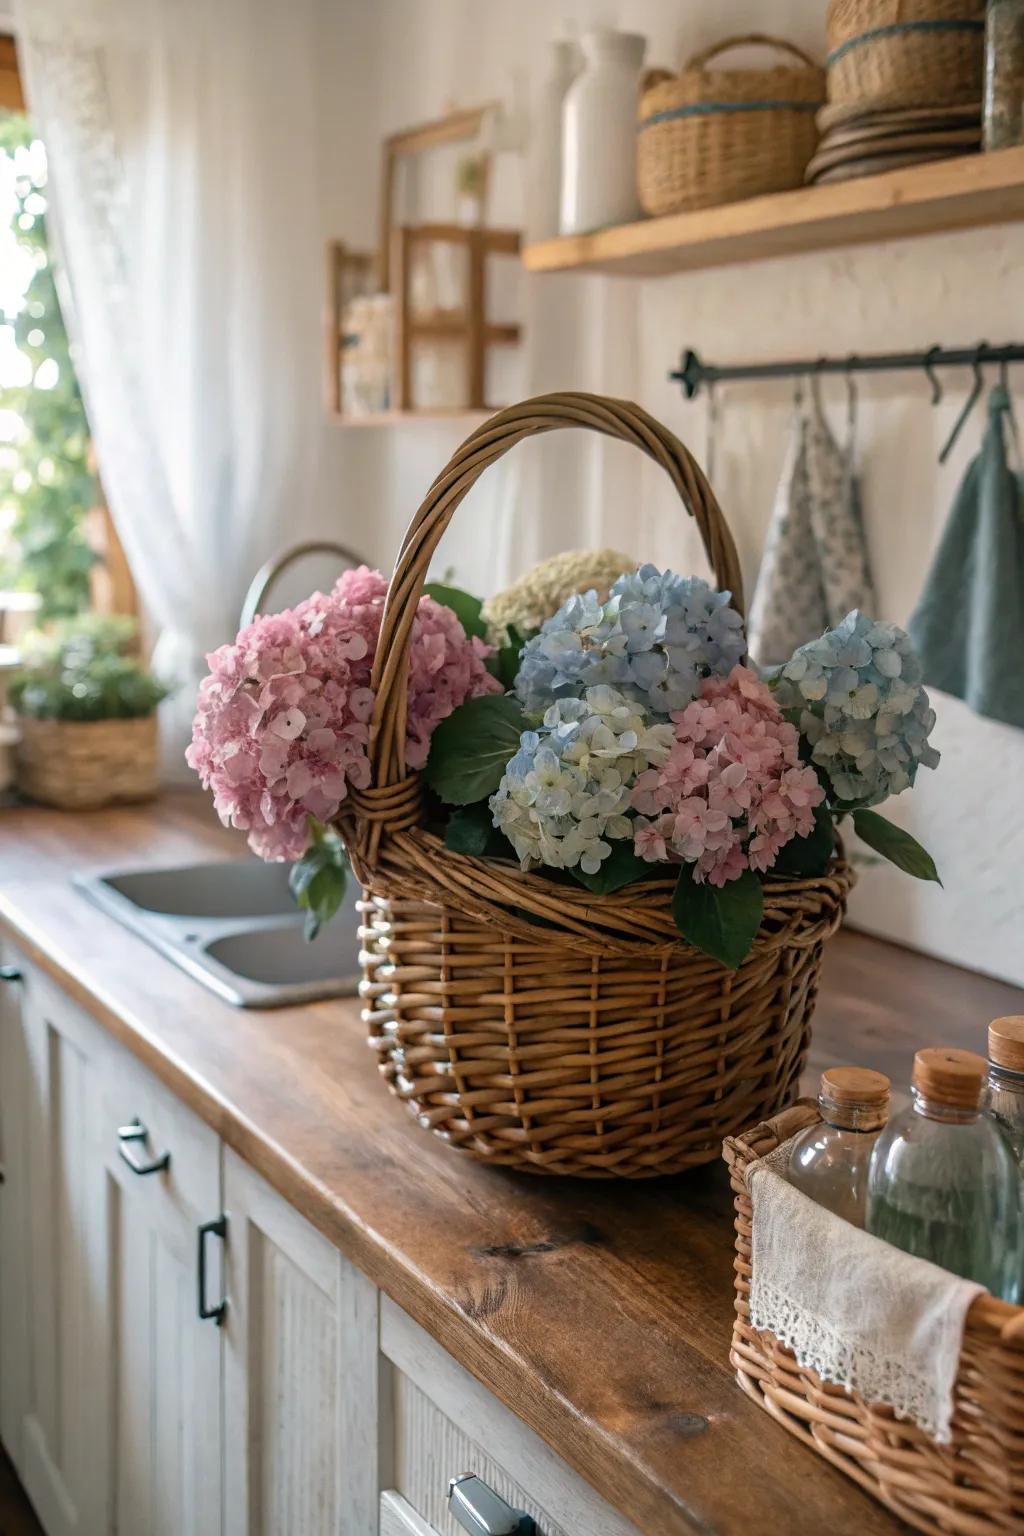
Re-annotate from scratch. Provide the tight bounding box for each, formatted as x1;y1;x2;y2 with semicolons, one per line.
630;665;825;886
186;566;500;861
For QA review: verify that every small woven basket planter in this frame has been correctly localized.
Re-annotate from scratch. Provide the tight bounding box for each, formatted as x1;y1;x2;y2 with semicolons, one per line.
724;1104;1024;1535
826;0;985;111
637;34;825;217
342;393;853;1178
15;713;158;810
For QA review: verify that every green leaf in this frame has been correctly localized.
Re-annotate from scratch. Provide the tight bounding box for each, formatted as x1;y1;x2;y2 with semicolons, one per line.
852;809;941;885
570;841;653;894
771;801;836;878
443;802;515;859
289;820;350;941
422;693;526;805
423;582;486;640
485;624;527;691
671;865;764;970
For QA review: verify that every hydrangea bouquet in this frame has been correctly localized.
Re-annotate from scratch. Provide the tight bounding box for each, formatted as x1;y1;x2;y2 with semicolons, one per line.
188;555;939;964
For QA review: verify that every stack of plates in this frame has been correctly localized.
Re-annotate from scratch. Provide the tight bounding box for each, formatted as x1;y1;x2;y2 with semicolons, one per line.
806;101;981;185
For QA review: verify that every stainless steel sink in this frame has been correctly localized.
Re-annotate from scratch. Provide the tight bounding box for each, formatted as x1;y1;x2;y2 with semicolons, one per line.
76;858;362;1008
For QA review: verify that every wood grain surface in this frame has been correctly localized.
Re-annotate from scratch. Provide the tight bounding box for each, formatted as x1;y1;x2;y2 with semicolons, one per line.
2;793;1021;1536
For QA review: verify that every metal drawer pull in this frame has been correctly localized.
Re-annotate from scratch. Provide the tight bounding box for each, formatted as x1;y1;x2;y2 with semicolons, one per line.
117;1118;171;1176
197;1215;227;1326
448;1474;536;1536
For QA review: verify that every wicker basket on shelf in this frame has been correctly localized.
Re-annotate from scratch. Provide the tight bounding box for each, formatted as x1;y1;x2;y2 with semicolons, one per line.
724;1103;1024;1536
15;714;158;810
826;0;986;110
339;393;853;1178
637;34;825;217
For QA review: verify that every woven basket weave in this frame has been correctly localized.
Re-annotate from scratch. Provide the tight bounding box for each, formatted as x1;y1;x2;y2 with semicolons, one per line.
15;713;158;810
637;34;825;217
826;0;985;110
342;393;853;1178
725;1104;1024;1535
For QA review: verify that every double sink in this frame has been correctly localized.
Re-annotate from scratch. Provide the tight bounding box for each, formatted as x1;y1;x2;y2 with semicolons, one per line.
77;858;362;1008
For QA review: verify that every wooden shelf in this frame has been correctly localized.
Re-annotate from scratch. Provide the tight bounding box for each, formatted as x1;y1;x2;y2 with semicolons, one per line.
522;147;1024;278
329;408;495;428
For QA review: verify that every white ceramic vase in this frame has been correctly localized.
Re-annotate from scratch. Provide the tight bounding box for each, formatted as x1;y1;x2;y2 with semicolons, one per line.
559;28;646;236
525;38;578;244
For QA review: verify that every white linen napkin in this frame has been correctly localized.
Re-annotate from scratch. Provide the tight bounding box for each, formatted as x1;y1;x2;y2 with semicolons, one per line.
747;1137;984;1443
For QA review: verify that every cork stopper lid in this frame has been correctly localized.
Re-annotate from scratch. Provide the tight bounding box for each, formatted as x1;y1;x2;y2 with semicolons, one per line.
818;1065;891;1128
912;1047;985;1109
989;1017;1024;1074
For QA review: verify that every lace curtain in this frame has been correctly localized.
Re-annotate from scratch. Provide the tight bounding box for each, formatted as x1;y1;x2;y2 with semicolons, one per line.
14;0;322;773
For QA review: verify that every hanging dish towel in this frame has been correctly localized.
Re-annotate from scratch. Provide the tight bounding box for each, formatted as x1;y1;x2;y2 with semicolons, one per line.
749;386;875;667
910;384;1024;731
748;1139;983;1444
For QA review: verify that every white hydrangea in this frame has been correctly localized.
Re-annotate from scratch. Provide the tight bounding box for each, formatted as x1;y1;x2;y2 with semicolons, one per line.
489;685;673;874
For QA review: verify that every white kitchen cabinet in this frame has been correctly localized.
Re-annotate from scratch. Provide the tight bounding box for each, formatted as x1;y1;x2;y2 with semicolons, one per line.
0;954;108;1536
1;951;638;1536
221;1147;380;1536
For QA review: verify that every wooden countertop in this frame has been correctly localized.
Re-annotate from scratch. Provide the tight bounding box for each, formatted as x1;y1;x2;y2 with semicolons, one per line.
2;793;1022;1536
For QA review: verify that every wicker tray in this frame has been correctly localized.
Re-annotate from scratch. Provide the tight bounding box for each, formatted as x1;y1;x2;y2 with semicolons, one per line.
724;1103;1024;1535
638;33;824;216
341;393;853;1178
826;0;986;111
15;713;158;810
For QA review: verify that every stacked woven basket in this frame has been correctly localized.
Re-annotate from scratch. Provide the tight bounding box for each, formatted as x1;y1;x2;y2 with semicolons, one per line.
808;0;985;184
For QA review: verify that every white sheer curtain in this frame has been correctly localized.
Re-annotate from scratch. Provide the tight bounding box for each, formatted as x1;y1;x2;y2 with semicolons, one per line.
15;0;322;774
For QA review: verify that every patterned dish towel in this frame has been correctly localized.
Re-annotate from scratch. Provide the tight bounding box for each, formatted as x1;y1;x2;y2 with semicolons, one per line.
749;385;875;667
747;1139;983;1444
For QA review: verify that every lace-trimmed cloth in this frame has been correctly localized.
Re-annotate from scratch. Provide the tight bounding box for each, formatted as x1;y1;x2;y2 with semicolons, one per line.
747;1138;984;1444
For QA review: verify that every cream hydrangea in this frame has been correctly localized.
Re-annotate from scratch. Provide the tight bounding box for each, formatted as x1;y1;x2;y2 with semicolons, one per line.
482;548;634;641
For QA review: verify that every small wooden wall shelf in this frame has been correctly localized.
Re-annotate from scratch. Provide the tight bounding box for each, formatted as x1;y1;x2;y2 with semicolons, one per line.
522;147;1024;279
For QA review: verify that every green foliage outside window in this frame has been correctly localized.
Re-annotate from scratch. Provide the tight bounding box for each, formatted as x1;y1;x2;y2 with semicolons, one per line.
0;114;96;619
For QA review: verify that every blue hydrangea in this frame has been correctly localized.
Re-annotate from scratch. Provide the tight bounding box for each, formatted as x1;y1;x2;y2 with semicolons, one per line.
775;611;940;808
489;685;674;873
514;564;746;718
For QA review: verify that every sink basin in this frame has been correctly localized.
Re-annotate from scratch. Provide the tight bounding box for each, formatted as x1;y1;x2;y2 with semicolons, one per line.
76;858;362;1008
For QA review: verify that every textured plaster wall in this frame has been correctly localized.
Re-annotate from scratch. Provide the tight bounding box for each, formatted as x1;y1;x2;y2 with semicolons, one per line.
312;0;1024;987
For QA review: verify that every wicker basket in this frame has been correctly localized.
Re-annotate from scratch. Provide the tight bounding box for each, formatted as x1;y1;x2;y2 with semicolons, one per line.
724;1103;1024;1535
15;713;158;810
826;0;986;110
637;34;825;217
340;393;853;1178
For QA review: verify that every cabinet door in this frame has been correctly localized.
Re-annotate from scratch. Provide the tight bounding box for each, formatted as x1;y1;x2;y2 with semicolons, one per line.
222;1149;380;1536
97;1039;223;1536
0;954;109;1536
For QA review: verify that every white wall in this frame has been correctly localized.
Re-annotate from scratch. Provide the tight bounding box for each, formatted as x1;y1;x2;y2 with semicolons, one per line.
311;0;1024;987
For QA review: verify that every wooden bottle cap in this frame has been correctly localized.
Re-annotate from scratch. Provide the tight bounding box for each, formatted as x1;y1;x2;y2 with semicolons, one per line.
820;1065;891;1106
988;1017;1024;1074
912;1047;985;1109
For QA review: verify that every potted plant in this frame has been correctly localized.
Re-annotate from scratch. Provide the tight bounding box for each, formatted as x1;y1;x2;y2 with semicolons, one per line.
11;615;168;810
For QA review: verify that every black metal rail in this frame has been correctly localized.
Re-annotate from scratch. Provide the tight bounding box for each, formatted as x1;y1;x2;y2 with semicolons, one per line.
671;342;1024;400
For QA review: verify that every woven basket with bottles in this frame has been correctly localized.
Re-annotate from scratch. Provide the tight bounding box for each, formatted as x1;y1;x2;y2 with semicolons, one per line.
826;0;986;111
725;1102;1024;1536
637;33;825;216
339;393;854;1178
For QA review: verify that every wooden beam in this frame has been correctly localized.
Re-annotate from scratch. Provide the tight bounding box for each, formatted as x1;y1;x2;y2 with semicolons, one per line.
0;35;24;113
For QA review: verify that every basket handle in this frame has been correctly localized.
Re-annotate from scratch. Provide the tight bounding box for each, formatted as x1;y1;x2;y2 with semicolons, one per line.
685;33;821;74
365;391;744;789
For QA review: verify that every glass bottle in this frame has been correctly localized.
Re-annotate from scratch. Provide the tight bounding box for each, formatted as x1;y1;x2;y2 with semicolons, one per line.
983;0;1024;151
786;1065;891;1227
986;1015;1024;1164
867;1048;1021;1302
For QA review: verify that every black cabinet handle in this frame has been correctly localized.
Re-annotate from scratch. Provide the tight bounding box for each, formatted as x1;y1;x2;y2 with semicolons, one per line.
117;1119;171;1176
0;965;22;983
197;1216;227;1326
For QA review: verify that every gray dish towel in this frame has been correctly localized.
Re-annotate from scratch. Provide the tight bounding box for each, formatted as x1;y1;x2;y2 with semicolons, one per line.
749;385;876;668
910;384;1024;731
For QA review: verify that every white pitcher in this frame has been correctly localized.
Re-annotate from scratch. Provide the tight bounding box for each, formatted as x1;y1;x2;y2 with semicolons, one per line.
560;28;646;236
